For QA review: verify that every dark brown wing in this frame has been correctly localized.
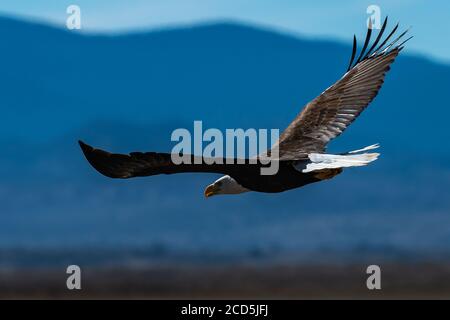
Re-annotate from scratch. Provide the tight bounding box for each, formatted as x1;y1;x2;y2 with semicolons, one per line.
274;18;411;160
79;140;236;179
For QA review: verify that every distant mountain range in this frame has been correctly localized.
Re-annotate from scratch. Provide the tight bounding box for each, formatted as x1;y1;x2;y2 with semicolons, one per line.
0;16;449;264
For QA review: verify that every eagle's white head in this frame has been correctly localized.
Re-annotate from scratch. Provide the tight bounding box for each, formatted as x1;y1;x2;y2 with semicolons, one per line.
204;175;249;197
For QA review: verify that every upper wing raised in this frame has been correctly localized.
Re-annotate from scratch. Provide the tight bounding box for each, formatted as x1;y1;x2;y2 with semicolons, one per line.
274;18;411;160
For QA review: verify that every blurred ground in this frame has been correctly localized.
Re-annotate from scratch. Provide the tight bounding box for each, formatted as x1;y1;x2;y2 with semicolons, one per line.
2;262;450;299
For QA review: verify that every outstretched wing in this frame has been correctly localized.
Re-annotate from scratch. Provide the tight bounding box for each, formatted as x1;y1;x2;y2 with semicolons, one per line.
79;141;236;179
274;18;411;160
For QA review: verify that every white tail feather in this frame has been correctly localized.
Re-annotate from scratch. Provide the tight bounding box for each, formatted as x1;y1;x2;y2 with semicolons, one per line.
347;143;380;154
301;144;380;173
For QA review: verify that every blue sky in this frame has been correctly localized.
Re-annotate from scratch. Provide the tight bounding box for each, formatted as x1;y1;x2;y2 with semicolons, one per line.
1;0;449;63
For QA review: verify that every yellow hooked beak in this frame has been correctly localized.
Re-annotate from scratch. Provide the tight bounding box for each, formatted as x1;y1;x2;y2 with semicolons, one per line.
204;184;219;198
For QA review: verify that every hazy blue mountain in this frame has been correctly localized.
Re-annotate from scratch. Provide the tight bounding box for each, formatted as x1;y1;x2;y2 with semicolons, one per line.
0;16;449;263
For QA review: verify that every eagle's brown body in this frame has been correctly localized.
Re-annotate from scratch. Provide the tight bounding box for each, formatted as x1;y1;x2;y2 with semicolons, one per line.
214;161;341;193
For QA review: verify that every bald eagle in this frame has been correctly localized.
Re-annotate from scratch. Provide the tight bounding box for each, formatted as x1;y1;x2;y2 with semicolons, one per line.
79;18;410;197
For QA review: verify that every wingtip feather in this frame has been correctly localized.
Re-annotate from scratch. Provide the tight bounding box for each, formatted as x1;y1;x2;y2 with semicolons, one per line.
78;140;93;155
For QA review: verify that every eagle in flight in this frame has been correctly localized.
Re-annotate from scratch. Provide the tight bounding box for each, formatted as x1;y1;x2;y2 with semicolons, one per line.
79;18;411;197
